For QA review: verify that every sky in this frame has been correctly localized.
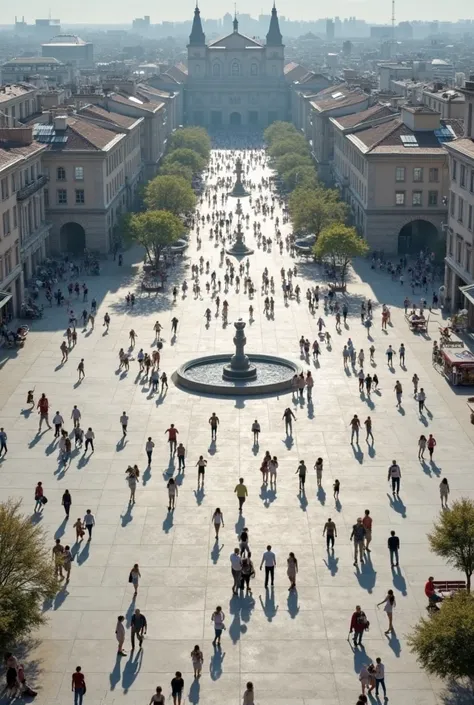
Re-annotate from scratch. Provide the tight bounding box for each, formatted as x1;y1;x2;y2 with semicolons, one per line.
2;0;472;26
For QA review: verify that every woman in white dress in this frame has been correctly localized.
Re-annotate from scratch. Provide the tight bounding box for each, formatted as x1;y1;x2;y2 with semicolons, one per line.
377;589;396;634
439;477;450;508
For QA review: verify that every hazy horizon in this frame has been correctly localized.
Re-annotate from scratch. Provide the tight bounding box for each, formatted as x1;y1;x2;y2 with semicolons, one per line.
2;0;474;27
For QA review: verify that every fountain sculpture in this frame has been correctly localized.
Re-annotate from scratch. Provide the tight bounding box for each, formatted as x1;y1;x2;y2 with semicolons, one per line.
226;159;253;257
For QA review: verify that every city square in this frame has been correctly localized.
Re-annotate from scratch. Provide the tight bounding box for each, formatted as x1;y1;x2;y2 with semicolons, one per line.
0;145;473;705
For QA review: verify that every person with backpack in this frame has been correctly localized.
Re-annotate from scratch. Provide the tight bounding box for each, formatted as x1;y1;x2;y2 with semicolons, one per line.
350;605;369;647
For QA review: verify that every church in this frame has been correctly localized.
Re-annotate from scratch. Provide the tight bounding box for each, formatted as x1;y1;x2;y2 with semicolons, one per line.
184;4;289;129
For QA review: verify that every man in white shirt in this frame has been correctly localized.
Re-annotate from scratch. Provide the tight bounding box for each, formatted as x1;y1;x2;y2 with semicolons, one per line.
115;615;126;656
230;548;242;595
375;657;386;698
53;411;64;438
83;509;95;540
388;460;401;495
71;405;81;428
260;545;276;588
84;427;95;453
145;437;155;465
120;412;129;436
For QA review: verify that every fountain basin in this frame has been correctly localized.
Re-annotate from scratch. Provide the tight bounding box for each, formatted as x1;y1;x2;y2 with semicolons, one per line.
173;353;301;396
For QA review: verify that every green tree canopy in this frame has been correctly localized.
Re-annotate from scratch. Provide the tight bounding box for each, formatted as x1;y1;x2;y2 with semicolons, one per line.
264;121;299;145
407;592;474;679
275;152;313;178
159;162;194;183
282;165;318;192
163;148;206;176
169;127;211;160
313;223;369;283
144;175;196;216
289;186;348;237
268;136;309;159
428;498;474;593
126;210;184;268
0;499;57;650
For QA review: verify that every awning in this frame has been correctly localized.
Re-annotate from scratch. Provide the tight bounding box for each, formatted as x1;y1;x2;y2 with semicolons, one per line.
459;283;474;306
0;290;12;311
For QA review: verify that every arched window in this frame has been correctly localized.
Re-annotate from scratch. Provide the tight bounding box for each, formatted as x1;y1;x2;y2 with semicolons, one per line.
250;63;258;76
212;62;221;77
57;166;66;181
194;64;201;75
271;65;277;75
231;60;241;76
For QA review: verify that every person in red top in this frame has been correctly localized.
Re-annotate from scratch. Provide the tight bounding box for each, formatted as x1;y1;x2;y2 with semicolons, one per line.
71;666;86;705
34;482;44;512
349;605;368;647
425;576;443;605
165;424;179;455
427;434;437;461
37;393;52;432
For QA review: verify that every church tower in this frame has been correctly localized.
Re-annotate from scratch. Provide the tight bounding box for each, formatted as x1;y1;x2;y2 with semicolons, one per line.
265;4;284;80
187;4;206;81
266;3;283;46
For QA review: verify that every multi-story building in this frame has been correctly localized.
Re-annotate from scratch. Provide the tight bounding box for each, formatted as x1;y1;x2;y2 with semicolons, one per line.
0;126;51;320
444;75;474;323
421;85;465;120
0;84;39;127
41;34;94;67
1;57;72;88
330;103;461;253
32;109;143;254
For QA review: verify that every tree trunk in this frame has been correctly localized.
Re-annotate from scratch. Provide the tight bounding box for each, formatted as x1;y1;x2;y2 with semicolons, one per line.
467;572;471;594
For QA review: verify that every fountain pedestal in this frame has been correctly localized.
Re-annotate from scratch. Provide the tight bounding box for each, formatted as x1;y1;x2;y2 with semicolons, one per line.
223;319;257;380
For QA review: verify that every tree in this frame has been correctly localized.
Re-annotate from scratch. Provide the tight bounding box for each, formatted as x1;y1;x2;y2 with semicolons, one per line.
163;148;206;176
313;223;369;283
275;153;313;178
169;127;211;160
0;499;57;650
264;121;299;145
268;136;309;159
282;165;318;192
126;210;183;268
428;498;474;593
159;162;193;183
144;175;196;216
407;592;474;679
289;186;347;238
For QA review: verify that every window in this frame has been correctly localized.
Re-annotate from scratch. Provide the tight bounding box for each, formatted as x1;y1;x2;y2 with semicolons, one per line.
458;196;464;223
231;60;241;76
4;249;12;275
429;168;439;182
75;189;85;205
250;63;258;76
428;191;438;206
11;173;16;192
466;245;472;273
57;167;66;181
469;204;473;231
57;189;67;205
2;210;11;235
44;188;49;208
12;205;17;228
470;170;474;193
461;164;467;188
1;177;9;200
74;166;84;181
450;192;455;216
448;232;453;256
412;191;422;206
452;159;457;181
395;191;405;205
413;168;423;183
395;167;405;182
30;165;35;182
212;62;221;77
456;236;462;263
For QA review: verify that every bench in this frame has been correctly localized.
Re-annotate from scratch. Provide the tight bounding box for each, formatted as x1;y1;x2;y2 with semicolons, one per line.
433;579;466;594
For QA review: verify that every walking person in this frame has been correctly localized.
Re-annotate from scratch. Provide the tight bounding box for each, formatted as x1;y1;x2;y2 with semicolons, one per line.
131;608;147;650
440;478;450;508
394;380;403;408
260;545;276;588
0;427;7;457
418;434;427;460
388;531;400;567
77;359;85;381
323;518;337;550
251;419;260;444
177;442;186;471
83;509;95;540
375;658;387;699
211;606;225;647
165;424;178;455
146;437;155;465
191;645;203;679
53;411;64;438
37;393;52;431
149;687;165;704
129;563;141;598
212;508;224;540
243;682;255;705
412;373;419;396
73;517;85;542
417;387;426;414
84;427;95;453
230;548;242;595
350;518;366;566
234;478;248;513
350;605;369;647
295;460;307;493
350;414;361;444
71;405;81;428
196;455;207;489
386;345;394;366
315;457;323;486
52;539;65;579
115;615;126;656
62;489;72;518
171;673;184;705
377;589;396;634
120;412;129;436
362;510;372;552
63;545;73;582
282;407;296;436
209;412;220;440
399;343;406;366
427;434;437;460
71;666;86;705
287;552;298;590
388;460;401;495
240;556;255;594
167;478;178;511
34;481;44;511
364;416;374;444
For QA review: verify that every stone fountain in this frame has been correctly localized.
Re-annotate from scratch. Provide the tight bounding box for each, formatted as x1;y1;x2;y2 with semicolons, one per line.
173;319;300;396
226;159;253;257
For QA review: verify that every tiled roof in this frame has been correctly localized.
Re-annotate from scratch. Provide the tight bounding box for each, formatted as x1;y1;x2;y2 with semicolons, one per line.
333;104;396;130
108;92;162;113
0;140;45;170
348;115;464;154
444;138;474;159
78;105;138;128
0;84;36;103
3;56;62;65
310;86;368;113
65;117;122;150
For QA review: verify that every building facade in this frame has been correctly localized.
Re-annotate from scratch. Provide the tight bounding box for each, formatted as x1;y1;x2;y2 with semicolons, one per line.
0;127;51;321
185;6;288;128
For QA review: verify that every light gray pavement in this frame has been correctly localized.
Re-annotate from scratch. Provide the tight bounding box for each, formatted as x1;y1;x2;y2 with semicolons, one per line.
0;148;472;705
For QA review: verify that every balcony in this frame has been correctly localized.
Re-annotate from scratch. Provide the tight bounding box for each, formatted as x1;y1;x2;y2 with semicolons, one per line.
17;175;49;202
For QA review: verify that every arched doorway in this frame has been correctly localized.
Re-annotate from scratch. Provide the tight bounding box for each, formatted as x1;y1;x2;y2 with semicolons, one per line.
60;222;86;255
397;219;439;256
229;112;242;126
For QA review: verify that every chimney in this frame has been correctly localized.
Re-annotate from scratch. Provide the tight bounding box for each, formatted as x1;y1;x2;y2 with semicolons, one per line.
0;127;33;145
53;115;68;131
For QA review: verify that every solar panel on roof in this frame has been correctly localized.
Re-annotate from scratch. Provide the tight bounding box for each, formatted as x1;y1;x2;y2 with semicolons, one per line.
400;135;418;146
